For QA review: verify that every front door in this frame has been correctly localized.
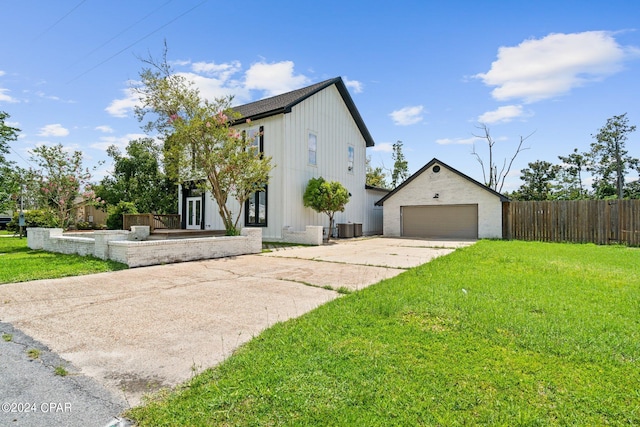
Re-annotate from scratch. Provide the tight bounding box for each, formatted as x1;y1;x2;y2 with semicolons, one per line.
186;197;202;229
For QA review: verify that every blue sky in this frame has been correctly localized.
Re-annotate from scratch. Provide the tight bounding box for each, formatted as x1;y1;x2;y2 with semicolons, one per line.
2;0;640;192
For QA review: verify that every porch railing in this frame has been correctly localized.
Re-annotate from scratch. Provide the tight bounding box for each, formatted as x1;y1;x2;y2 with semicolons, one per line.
123;214;181;232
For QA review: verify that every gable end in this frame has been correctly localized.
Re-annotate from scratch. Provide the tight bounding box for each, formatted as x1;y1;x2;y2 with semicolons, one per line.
231;77;374;147
375;158;510;206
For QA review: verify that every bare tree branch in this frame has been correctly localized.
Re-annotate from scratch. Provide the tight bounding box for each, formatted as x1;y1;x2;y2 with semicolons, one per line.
497;131;534;193
471;124;534;192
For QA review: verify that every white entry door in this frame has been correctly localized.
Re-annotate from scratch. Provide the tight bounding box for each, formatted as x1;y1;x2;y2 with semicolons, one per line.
186;197;202;229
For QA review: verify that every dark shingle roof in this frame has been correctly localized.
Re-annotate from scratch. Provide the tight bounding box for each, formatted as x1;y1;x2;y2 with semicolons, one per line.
231;77;375;147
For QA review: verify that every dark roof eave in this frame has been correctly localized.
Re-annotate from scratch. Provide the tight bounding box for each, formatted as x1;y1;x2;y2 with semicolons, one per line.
375;158;510;206
230;108;287;124
230;77;375;147
365;184;391;192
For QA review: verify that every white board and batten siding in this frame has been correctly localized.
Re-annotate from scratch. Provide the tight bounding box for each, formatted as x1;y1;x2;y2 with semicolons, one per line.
364;187;388;235
203;84;368;240
279;84;367;237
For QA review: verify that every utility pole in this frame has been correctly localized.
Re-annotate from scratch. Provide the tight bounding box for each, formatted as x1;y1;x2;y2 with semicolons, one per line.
18;183;25;238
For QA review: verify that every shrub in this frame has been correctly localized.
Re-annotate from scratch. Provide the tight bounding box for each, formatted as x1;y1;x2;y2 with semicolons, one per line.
75;221;95;230
7;209;57;232
106;201;138;230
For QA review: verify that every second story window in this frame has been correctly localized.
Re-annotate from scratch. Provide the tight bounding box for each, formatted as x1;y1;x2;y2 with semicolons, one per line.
246;126;264;153
308;132;317;166
348;145;354;172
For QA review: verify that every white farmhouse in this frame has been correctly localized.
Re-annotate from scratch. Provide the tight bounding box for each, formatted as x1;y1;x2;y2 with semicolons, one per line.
178;77;384;241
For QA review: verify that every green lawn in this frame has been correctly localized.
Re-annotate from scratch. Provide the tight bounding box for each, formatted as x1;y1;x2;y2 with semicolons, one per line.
0;237;127;284
128;240;640;426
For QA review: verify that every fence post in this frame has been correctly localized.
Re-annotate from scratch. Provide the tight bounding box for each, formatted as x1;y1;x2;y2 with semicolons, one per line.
502;201;511;240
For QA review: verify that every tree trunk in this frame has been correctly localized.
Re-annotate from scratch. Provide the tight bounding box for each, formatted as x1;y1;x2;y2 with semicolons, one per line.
327;213;334;242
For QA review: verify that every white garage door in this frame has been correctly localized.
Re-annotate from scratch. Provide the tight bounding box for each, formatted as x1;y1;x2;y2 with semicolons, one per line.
401;204;478;239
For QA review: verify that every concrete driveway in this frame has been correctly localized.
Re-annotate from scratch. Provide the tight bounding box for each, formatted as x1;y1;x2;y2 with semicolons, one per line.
0;237;472;409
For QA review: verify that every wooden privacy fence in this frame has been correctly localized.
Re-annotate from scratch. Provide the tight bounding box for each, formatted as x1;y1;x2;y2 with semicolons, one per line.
503;200;640;246
123;214;181;232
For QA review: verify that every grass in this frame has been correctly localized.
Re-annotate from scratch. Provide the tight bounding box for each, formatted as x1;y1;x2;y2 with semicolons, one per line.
127;240;640;426
261;241;313;253
0;236;127;284
2;333;12;342
54;366;68;376
27;348;41;359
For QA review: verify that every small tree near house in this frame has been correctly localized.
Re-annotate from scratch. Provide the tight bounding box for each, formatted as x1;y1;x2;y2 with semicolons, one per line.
29;144;100;229
303;177;350;241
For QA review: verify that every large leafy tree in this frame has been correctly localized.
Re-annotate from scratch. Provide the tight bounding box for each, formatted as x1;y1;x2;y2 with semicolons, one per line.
0;111;21;213
587;113;638;199
365;156;389;189
29;144;98;229
303;177;350;241
134;50;272;235
97;138;176;214
556;148;589;200
514;160;560;201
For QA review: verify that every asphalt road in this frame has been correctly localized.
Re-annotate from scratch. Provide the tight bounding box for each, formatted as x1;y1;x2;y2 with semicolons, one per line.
0;322;130;427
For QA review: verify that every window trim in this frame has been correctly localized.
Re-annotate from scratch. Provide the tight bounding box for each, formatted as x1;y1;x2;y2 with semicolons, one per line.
244;186;268;227
347;145;354;173
308;132;317;166
244;126;264;154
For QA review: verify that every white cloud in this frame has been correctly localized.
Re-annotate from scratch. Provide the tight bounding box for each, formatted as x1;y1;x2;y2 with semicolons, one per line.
478;105;532;124
192;60;242;80
435;136;482;145
90;133;149;151
169;59;191;67
371;142;394;152
244;61;310;97
106;87;139;118
95;125;114;133
475;31;640;103
389;105;424;126
107;58;314;116
344;77;363;93
178;72;247;103
38;124;69;137
0;88;17;103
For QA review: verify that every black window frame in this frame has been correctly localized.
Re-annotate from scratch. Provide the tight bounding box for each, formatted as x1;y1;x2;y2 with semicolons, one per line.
244;185;268;227
244;126;267;227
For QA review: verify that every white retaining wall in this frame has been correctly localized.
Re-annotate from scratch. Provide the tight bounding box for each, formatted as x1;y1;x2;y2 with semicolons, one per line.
281;225;323;245
27;227;262;268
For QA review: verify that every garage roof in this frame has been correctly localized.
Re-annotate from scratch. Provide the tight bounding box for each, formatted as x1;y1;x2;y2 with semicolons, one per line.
375;158;510;206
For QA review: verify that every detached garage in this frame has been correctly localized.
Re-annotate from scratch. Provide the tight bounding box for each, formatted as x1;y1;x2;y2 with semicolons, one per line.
375;158;508;239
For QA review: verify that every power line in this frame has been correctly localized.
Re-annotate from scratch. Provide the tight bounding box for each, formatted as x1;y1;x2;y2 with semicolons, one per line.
33;0;88;41
8;145;35;169
68;0;175;69
67;0;208;84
